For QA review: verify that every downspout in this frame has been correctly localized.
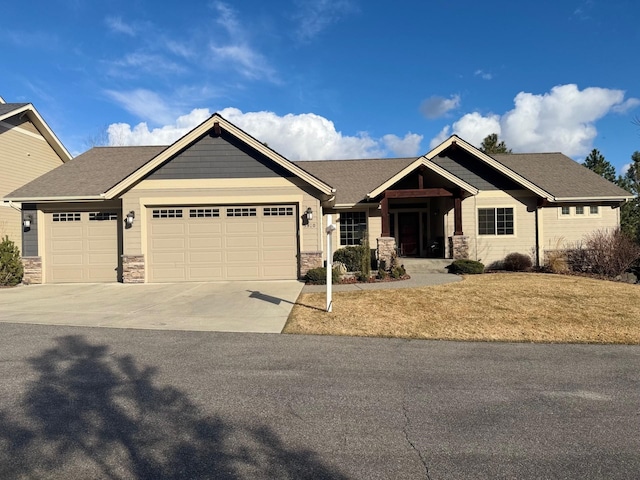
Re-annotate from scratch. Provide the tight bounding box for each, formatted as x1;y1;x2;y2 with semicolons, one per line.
7;201;22;212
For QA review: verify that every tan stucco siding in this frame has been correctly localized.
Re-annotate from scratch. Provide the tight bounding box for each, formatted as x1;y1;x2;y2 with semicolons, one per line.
122;177;321;257
541;204;620;250
448;191;538;266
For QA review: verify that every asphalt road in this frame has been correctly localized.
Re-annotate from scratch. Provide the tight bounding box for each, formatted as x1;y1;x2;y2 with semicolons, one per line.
0;323;638;479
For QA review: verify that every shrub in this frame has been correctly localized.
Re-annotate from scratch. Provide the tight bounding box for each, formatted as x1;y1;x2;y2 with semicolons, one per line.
447;259;484;275
390;265;406;279
333;247;361;272
0;235;23;286
567;228;640;278
305;267;341;284
502;252;533;272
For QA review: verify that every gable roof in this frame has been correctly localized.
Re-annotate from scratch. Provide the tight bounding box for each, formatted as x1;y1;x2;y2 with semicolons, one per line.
5;113;334;202
0;102;72;163
493;153;632;201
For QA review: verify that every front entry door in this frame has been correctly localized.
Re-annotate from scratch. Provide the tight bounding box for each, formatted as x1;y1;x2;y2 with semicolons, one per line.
398;212;419;256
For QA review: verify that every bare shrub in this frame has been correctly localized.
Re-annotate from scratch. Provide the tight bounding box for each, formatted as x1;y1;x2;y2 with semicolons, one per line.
567;228;640;278
502;252;532;272
544;237;569;274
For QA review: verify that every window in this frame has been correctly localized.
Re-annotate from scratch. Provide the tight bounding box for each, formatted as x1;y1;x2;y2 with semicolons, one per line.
478;208;514;235
561;206;571;215
340;212;367;245
590;206;599;215
89;212;117;221
264;207;293;216
53;213;81;222
575;206;584;215
227;207;256;217
152;209;183;218
190;208;219;218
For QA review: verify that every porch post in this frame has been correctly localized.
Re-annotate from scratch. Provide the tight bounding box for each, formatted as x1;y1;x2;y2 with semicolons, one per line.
381;195;390;237
453;190;463;236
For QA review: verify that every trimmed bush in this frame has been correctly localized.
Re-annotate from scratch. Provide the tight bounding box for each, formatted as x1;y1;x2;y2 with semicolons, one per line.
333;246;362;272
305;267;341;284
447;259;485;275
391;265;406;279
0;235;23;286
502;252;533;272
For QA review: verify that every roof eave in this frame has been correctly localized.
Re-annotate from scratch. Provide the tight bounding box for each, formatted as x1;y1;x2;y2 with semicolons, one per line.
3;195;106;203
553;196;634;202
1;104;73;163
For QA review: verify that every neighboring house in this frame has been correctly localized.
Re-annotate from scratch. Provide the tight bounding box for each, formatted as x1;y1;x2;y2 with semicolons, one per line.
0;98;71;249
4;113;632;284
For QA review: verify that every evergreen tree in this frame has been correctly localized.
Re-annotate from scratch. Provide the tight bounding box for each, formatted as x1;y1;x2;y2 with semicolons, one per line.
582;149;616;182
617;151;640;243
480;133;511;154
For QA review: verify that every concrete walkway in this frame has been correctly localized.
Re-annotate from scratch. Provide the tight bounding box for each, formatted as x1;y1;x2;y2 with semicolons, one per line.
301;272;462;293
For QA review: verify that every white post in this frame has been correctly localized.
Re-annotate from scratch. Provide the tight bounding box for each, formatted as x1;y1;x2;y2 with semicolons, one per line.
326;214;335;312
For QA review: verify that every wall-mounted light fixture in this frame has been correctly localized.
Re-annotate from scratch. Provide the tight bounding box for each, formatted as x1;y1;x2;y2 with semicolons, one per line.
305;207;313;221
125;210;135;227
23;214;32;230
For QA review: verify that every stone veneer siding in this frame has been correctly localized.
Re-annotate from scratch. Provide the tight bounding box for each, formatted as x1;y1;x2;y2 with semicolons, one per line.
299;251;322;278
449;235;469;259
377;237;397;270
21;256;42;284
122;255;145;284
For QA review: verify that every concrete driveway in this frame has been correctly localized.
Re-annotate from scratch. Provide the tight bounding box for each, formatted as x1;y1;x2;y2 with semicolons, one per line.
0;281;304;333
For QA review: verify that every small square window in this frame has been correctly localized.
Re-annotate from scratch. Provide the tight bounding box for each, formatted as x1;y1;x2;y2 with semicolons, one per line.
575;206;584;215
561;206;570;215
590;206;599;215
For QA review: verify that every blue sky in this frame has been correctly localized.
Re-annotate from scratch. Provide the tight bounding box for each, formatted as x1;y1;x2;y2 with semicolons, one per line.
3;0;640;174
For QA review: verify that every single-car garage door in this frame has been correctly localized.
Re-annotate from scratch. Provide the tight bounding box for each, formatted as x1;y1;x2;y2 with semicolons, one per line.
45;211;120;283
147;205;297;282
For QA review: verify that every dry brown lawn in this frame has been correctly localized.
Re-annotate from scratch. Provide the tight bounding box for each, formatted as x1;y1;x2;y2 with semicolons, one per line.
284;273;640;344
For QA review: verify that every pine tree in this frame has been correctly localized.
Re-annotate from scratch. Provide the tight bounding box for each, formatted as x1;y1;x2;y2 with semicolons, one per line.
582;149;616;182
479;133;511;154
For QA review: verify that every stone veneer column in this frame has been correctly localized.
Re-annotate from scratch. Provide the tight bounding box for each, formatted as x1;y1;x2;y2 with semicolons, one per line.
377;237;397;270
21;257;42;284
299;251;323;278
122;255;145;284
450;235;469;259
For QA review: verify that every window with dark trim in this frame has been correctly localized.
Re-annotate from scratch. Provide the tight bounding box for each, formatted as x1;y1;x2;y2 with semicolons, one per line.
575;206;584;215
561;206;570;215
53;213;81;222
590;206;599;215
89;212;118;221
152;209;183;218
227;207;256;217
190;208;220;218
264;207;293;216
478;207;514;235
340;212;367;245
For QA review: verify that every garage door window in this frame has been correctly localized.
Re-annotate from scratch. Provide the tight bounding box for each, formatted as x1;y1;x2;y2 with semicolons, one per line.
53;213;81;222
190;208;220;218
152;209;183;218
89;212;118;221
227;208;256;217
264;207;294;216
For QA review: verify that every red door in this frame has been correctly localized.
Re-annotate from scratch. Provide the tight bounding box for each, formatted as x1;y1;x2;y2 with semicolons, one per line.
398;212;419;256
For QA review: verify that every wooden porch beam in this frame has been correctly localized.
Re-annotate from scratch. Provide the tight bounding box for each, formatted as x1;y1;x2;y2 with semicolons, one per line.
384;188;453;199
381;196;390;237
454;190;463;236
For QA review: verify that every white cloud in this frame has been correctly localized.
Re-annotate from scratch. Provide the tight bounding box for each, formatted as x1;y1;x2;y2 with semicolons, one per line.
105;89;177;125
108;52;186;77
107;109;211;146
420;95;461;119
105;16;136;36
474;69;493;80
293;0;357;41
430;84;640;157
382;133;423;157
107;107;423;160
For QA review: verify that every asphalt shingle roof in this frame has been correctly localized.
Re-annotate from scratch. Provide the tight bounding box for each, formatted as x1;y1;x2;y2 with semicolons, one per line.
294;158;417;204
6;146;165;198
492;153;632;199
0;103;29;117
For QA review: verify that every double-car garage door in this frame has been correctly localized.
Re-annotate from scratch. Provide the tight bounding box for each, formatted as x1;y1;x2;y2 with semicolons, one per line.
44;205;298;283
147;205;298;282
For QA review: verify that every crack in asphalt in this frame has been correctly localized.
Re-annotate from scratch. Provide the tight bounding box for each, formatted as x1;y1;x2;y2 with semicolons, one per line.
402;403;432;480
